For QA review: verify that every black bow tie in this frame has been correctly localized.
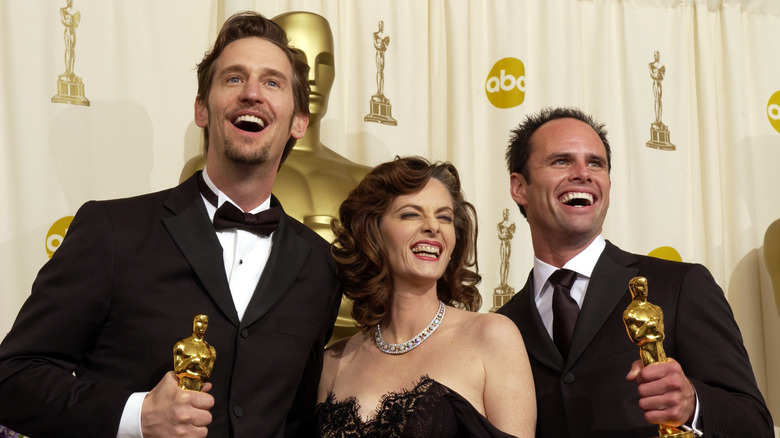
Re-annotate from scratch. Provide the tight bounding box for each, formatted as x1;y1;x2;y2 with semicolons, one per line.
197;172;281;237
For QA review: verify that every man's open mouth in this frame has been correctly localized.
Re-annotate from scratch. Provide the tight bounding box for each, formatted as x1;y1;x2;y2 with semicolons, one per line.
233;114;265;132
559;192;594;207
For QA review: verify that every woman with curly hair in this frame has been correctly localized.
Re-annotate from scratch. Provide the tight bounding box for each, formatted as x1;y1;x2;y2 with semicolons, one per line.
315;156;536;437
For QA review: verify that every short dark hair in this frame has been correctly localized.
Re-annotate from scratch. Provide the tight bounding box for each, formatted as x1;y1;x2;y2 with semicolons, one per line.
505;107;611;217
195;11;310;164
331;156;482;329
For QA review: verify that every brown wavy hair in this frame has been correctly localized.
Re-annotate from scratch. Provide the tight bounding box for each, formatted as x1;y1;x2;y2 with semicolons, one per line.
331;156;481;329
195;11;310;164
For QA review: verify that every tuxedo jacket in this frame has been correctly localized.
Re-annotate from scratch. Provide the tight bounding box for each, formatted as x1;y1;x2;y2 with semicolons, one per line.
0;172;342;438
498;241;773;438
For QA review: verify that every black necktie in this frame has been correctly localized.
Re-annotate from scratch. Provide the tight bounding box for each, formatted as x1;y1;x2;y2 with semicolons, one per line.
197;172;281;237
549;269;579;360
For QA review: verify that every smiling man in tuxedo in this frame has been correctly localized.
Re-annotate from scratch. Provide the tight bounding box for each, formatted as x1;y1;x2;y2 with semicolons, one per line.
497;106;773;437
0;11;341;438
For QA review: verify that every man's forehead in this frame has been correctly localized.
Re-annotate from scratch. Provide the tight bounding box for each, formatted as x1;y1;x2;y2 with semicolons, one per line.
217;37;291;70
530;118;606;156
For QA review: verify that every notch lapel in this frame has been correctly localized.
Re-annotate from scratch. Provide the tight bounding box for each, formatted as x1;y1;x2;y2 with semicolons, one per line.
565;241;638;367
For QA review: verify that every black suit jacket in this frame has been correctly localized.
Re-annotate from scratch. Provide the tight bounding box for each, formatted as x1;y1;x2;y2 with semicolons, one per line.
498;241;773;437
0;172;342;438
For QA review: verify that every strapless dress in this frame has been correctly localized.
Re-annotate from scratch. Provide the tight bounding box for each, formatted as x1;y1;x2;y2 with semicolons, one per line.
315;375;517;437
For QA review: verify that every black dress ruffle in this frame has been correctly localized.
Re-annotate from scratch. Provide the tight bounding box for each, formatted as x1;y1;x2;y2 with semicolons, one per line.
315;376;517;437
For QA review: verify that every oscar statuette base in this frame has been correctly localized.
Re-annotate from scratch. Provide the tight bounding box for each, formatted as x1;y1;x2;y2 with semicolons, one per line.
646;123;675;150
655;431;694;438
51;73;90;106
490;285;514;312
364;95;397;125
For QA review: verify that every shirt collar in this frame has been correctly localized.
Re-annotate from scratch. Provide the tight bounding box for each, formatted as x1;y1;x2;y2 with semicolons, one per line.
533;235;606;298
202;167;271;214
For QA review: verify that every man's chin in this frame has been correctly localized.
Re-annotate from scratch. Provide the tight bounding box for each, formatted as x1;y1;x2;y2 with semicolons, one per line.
226;154;266;166
224;144;270;166
561;220;603;240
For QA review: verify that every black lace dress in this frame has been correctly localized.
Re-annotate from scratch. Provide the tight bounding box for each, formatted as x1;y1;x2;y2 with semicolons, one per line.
315;376;517;437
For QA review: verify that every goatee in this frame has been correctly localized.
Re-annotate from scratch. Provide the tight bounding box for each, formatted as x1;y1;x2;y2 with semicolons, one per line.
223;140;270;165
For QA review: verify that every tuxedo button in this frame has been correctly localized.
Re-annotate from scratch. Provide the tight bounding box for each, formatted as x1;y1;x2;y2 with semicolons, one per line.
240;329;248;338
562;372;575;384
233;406;244;418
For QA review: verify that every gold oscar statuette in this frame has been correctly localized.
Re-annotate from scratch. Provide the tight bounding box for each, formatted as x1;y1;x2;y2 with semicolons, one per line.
173;314;216;391
623;277;693;438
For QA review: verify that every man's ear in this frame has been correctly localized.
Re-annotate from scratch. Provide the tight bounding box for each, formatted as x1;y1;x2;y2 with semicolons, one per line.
194;96;208;128
290;113;308;139
509;172;528;207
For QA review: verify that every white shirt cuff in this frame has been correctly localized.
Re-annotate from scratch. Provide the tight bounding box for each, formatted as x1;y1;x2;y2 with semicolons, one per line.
681;390;703;436
117;392;148;438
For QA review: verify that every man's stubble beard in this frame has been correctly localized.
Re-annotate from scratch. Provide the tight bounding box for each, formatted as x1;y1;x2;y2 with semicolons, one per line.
223;138;271;165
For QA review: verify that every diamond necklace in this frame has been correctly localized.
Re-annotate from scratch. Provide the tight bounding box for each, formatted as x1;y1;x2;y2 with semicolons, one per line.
374;300;446;355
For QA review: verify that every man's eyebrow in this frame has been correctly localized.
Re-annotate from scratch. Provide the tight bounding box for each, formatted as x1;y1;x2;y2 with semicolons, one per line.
586;153;608;163
217;64;248;76
546;152;573;161
216;64;290;82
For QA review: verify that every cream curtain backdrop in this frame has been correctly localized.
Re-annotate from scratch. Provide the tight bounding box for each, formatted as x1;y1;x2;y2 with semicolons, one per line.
1;0;778;429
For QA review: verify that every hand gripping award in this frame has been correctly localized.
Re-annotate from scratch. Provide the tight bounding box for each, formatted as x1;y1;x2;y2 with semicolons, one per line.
173;314;216;391
623;277;694;438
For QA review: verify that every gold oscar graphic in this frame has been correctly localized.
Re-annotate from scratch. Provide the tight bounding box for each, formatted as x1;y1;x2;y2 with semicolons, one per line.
273;11;371;344
623;277;694;438
52;0;90;106
173;314;216;392
646;51;674;150
491;208;516;312
364;20;397;125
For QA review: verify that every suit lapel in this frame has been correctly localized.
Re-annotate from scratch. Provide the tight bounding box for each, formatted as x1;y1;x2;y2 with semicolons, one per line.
566;241;638;367
512;272;564;371
162;173;240;325
240;200;311;327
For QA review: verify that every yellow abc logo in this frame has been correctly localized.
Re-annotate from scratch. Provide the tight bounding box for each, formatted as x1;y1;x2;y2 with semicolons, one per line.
46;216;73;259
768;90;780;134
485;57;526;109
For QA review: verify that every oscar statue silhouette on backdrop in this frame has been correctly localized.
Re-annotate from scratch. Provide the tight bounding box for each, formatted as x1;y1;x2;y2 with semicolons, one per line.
646;51;675;150
491;208;516;311
51;0;90;106
180;12;369;343
364;20;397;125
